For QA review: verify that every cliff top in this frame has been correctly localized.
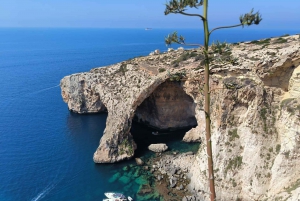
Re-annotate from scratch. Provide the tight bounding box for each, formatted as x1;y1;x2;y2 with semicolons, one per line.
89;34;299;78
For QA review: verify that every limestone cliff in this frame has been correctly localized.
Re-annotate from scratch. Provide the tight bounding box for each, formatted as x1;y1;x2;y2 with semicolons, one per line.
60;34;300;200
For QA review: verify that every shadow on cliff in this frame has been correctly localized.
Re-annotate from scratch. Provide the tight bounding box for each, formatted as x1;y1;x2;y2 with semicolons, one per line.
131;80;199;157
130;121;198;157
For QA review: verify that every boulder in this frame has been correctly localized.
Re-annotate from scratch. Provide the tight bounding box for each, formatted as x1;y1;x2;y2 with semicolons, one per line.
148;143;168;153
135;158;144;166
169;176;177;188
154;49;160;54
185;151;194;156
177;47;184;51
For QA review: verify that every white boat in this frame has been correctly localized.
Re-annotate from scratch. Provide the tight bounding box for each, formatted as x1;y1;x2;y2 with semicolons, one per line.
104;192;127;200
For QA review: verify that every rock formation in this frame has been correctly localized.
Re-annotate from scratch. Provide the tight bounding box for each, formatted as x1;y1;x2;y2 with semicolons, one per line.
135;81;197;130
148;144;168;153
60;34;300;200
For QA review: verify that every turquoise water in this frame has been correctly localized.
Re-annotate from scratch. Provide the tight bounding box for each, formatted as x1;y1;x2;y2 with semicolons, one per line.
0;28;299;201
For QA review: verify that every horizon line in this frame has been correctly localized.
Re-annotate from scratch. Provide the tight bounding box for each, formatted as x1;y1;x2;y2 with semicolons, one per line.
0;26;299;31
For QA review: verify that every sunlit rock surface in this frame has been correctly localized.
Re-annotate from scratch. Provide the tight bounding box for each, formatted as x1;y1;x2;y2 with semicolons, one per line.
61;34;300;200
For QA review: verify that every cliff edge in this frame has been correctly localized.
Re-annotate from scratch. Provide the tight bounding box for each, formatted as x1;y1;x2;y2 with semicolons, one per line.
61;34;300;200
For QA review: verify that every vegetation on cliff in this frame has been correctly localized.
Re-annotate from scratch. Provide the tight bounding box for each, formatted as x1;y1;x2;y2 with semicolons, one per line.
164;0;262;200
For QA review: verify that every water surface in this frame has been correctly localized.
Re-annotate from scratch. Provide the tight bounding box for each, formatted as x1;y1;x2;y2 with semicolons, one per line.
0;28;299;201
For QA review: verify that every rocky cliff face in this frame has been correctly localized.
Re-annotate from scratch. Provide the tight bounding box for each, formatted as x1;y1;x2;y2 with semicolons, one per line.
60;34;300;200
134;80;197;130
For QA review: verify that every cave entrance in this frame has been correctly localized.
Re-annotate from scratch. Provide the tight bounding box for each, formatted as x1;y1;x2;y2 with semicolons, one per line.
131;80;198;156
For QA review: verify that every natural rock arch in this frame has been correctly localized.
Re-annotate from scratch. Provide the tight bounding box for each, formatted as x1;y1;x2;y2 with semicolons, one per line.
92;71;202;163
133;80;197;131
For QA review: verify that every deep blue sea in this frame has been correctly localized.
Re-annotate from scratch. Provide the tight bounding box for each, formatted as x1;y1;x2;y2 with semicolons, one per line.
0;28;299;201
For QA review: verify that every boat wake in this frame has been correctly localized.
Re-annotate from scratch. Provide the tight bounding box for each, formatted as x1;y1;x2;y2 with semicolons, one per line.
29;84;60;95
31;181;58;201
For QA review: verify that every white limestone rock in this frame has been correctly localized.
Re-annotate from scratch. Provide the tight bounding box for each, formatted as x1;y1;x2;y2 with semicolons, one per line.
60;34;300;200
148;143;168;153
154;49;160;55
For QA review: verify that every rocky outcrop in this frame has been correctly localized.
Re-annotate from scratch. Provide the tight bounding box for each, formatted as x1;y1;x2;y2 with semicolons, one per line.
60;34;300;200
60;73;107;113
135;158;144;166
148;144;168;153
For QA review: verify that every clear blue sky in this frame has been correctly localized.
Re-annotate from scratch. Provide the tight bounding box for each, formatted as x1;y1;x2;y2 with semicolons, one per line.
0;0;299;29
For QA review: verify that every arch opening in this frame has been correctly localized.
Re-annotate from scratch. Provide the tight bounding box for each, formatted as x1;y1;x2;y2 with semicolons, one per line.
130;80;198;156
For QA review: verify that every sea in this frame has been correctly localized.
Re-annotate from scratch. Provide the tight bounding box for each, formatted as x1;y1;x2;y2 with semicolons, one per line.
0;28;299;201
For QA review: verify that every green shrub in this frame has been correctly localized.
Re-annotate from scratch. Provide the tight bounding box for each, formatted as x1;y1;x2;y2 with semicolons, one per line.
274;37;288;44
171;51;200;67
225;156;243;174
228;129;239;141
158;68;166;73
168;71;186;81
250;38;271;45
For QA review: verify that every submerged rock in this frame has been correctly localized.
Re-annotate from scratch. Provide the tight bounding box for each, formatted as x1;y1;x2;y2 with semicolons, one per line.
108;172;121;183
134;176;148;185
148;143;168;153
119;175;131;185
133;169;141;178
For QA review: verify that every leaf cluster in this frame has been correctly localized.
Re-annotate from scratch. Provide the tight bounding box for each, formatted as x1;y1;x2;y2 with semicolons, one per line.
165;0;203;15
210;41;238;65
239;9;262;26
211;41;231;54
165;31;185;45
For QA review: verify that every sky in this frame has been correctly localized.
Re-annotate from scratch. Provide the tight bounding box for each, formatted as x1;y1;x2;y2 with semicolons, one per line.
0;0;299;29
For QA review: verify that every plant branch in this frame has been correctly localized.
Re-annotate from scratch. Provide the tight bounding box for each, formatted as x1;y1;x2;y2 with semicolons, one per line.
179;11;205;21
209;24;243;36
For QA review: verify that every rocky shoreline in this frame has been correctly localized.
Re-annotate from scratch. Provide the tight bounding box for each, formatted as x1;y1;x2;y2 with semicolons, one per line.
149;151;201;201
131;149;201;201
106;140;200;201
61;34;300;200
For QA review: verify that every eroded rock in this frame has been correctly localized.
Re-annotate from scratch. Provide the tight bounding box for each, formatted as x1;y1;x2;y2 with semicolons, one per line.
135;158;144;166
60;34;300;200
148;143;168;153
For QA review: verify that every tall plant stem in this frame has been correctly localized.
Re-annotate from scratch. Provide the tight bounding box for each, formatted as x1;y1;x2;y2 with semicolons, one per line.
203;0;216;200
